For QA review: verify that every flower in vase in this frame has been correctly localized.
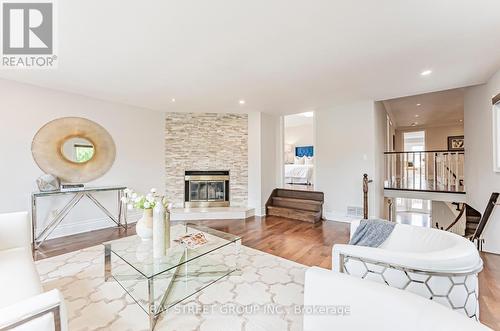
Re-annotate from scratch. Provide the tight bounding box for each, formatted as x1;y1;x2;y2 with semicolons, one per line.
121;187;170;211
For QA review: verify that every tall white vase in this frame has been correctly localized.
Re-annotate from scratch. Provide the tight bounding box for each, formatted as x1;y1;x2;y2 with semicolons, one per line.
136;209;153;241
153;199;170;258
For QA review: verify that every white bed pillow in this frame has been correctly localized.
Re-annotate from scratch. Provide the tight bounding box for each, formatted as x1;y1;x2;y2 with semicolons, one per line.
304;156;314;165
294;156;305;165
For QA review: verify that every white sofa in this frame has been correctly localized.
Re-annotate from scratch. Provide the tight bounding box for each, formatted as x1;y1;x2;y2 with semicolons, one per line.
0;212;67;331
332;219;482;319
303;267;490;331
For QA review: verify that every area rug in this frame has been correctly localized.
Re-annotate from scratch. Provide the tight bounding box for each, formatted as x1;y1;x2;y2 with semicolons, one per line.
35;244;307;331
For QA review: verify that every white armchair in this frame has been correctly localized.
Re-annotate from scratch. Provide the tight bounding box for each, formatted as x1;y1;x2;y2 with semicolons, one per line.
0;212;67;331
304;267;490;331
332;220;482;319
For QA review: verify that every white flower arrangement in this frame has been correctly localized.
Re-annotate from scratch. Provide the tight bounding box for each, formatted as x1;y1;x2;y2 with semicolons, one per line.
121;188;171;210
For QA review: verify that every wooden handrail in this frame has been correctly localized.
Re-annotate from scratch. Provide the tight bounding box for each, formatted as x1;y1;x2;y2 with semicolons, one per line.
384;150;465;155
444;203;466;231
363;174;372;219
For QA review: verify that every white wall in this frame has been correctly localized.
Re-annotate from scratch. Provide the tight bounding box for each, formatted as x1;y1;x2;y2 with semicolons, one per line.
247;113;262;213
395;124;464;151
0;79;165;239
315;100;383;221
284;123;314;147
374;101;388;218
247;112;281;216
464;69;500;254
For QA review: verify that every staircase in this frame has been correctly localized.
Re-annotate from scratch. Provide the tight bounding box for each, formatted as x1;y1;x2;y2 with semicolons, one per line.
265;189;324;223
440;192;499;250
465;205;481;238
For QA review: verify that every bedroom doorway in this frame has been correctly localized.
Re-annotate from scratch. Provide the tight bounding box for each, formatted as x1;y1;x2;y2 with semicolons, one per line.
283;112;315;191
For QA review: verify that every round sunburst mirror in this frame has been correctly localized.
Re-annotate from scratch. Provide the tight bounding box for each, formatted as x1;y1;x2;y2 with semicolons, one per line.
32;117;116;183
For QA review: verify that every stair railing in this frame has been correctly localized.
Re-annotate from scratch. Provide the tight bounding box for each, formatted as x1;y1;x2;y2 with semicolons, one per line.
471;192;500;250
444;203;466;232
434;202;466;235
384;150;464;192
362;174;373;219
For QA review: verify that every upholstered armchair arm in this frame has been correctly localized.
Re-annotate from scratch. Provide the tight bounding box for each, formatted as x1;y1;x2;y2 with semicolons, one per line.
0;212;31;251
0;289;67;331
303;267;490;331
333;243;482;274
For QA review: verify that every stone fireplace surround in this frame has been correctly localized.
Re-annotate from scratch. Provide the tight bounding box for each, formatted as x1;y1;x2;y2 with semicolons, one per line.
165;113;248;208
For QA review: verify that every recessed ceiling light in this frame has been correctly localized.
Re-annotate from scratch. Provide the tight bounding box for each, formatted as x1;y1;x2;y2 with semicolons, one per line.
415;114;419;118
171;98;176;102
459;119;463;122
302;111;314;117
420;70;432;76
239;100;245;105
416;103;421;107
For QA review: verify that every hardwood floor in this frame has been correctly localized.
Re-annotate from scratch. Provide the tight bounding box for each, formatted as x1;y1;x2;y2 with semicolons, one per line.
35;216;498;329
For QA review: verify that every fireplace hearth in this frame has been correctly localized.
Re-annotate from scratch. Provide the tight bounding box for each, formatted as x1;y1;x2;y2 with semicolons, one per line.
184;170;230;207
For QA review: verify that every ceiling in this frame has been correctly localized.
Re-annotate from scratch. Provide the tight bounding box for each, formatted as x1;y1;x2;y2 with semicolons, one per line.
1;0;500;114
383;88;464;128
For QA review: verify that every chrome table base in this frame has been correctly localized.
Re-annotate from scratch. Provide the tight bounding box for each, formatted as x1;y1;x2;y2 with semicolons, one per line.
31;186;127;250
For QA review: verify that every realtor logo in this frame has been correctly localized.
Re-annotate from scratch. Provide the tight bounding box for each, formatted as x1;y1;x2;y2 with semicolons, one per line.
1;1;57;68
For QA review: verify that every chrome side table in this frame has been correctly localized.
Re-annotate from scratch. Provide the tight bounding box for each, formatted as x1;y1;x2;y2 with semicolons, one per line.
31;186;127;249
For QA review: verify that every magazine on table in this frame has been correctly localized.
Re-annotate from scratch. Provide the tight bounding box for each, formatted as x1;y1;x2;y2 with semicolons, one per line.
175;232;208;249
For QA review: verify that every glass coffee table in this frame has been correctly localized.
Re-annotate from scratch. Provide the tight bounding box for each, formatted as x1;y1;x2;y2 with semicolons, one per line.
104;223;241;330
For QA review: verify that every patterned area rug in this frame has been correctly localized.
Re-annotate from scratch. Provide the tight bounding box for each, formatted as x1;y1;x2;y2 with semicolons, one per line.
36;244;307;331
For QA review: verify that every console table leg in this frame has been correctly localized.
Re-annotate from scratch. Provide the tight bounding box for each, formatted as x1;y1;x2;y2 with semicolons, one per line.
35;193;84;249
31;194;36;252
117;190;123;227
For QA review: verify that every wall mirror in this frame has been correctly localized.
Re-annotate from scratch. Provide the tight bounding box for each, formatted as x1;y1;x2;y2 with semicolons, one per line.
32;117;116;183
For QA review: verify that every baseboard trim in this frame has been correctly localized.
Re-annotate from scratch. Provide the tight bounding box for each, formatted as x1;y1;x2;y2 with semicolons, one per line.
324;211;357;223
253;207;266;217
47;211;142;239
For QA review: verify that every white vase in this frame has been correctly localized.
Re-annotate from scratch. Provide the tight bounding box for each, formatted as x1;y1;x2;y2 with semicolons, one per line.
153;200;170;258
136;209;153;241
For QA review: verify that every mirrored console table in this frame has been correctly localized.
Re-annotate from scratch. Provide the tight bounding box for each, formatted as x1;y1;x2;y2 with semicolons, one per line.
31;186;128;250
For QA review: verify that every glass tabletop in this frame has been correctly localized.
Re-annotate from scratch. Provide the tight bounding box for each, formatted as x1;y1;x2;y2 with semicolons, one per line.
104;223;241;279
33;185;126;197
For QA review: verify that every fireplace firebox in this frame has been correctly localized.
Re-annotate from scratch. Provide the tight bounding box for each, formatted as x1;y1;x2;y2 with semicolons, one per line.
184;170;230;208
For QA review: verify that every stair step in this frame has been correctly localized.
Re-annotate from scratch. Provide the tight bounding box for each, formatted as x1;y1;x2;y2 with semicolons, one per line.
275;189;324;202
272;197;322;212
465;229;476;236
267;206;321;223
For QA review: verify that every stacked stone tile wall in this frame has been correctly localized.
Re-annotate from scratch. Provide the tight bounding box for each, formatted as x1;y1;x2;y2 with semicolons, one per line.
165;113;248;207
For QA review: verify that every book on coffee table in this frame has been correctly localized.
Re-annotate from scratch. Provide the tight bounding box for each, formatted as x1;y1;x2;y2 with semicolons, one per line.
175;232;208;249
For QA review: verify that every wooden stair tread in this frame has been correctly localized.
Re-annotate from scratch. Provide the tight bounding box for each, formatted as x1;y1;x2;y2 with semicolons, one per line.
275;189;324;201
267;206;321;223
272;197;322;205
271;196;322;212
266;188;325;224
267;205;319;213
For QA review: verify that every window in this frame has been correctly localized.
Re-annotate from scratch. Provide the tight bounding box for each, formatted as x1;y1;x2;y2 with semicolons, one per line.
74;144;94;163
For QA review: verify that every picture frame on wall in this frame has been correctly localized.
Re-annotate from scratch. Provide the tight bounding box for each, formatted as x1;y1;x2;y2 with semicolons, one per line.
447;135;464;151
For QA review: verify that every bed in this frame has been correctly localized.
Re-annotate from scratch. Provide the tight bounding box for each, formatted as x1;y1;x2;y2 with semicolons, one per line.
285;164;314;184
285;146;314;185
